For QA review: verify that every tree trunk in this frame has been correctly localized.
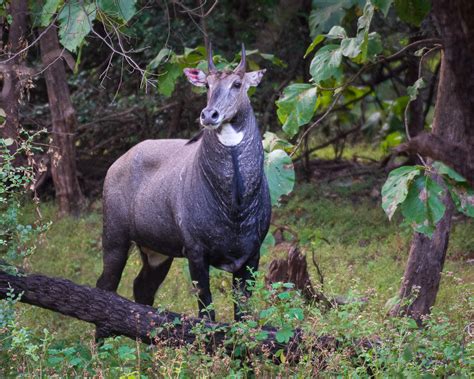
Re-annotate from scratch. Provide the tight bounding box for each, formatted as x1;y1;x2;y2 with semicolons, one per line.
39;27;84;216
0;0;28;153
389;0;471;321
0;267;376;361
402;0;474;186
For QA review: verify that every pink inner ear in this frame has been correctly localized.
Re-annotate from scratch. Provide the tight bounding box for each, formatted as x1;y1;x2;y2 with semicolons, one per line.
184;68;203;82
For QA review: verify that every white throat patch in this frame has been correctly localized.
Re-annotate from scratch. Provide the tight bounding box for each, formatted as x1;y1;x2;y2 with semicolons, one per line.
217;123;244;146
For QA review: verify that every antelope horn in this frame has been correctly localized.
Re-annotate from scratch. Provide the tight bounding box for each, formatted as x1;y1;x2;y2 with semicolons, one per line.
234;43;246;75
207;42;217;74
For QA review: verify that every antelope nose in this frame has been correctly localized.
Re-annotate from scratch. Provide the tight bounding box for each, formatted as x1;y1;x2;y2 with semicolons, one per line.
201;108;220;126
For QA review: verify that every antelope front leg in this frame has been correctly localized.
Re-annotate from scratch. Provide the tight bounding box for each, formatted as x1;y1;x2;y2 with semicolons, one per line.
188;257;215;320
233;253;259;321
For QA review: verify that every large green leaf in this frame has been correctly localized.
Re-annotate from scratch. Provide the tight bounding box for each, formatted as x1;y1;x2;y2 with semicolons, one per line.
276;84;318;138
394;0;430;26
309;44;343;84
58;1;97;53
39;0;61;27
97;0;136;22
309;0;363;38
264;149;295;206
381;165;421;220
400;175;446;237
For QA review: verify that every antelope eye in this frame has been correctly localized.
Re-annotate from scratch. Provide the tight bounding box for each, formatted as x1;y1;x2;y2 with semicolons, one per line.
233;81;242;89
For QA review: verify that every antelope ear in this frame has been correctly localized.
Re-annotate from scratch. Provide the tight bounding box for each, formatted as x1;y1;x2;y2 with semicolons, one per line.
245;69;266;87
183;68;207;87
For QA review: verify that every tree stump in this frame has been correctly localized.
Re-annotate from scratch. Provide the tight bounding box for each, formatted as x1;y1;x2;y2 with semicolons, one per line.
265;244;332;308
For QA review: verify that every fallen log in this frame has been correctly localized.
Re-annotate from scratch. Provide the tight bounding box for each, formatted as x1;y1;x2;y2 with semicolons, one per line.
0;268;373;361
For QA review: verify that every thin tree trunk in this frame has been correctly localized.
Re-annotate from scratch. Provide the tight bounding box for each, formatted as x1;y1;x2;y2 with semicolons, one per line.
389;1;471;322
0;0;28;153
39;27;84;216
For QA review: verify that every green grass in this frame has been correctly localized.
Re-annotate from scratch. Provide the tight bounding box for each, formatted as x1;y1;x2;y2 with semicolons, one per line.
6;177;473;376
16;179;473;338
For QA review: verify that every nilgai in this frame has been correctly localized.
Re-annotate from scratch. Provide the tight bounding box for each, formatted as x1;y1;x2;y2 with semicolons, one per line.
96;44;271;325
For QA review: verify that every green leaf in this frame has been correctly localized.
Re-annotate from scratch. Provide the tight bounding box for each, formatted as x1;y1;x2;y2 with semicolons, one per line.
309;0;363;38
372;0;393;17
407;78;426;101
400;175;446;237
0;107;6;126
432;161;466;183
309;44;343;83
288;307;304;321
381;131;404;151
2;138;14;146
357;1;374;31
264;149;295;206
97;0;136;22
262;132;293;153
39;0;60;27
341;33;365;58
148;48;172;70
260;53;287;68
326;25;347;39
447;184;474;218
58;1;97;53
367;32;383;58
275;327;294;343
276;84;318;138
304;35;325;58
381;165;422;220
158;63;181;97
394;0;430;26
403;346;414;361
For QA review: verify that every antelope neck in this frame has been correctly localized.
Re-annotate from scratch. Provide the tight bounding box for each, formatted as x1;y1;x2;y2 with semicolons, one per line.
197;104;264;215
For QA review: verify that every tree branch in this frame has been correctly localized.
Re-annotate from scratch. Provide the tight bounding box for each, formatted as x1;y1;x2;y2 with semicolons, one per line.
0;268;375;360
397;132;474;187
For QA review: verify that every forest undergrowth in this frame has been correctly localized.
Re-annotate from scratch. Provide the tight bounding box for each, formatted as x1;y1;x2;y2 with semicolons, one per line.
2;163;472;377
